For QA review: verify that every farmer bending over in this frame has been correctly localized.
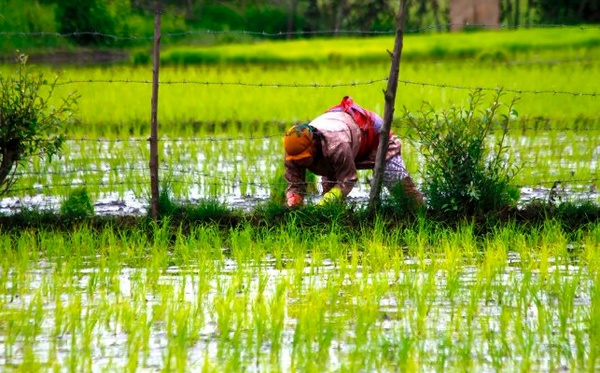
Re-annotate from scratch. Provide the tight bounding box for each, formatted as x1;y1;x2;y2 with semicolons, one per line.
284;96;423;207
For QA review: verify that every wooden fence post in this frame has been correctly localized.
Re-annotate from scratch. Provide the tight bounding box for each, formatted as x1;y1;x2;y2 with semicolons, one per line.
368;0;410;212
149;1;161;220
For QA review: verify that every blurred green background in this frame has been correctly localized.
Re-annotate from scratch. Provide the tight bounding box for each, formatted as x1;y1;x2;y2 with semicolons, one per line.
1;0;598;55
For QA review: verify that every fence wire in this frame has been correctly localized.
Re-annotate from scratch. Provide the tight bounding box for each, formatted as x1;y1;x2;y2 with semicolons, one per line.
51;78;600;98
7;176;598;194
1;23;598;41
61;121;600;145
1;23;599;210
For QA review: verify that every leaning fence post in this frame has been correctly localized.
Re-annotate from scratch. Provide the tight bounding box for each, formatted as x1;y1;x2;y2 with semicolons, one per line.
149;1;162;220
368;0;409;212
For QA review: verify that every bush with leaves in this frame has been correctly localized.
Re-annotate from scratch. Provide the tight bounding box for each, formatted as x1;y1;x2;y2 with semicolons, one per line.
60;187;95;220
404;89;521;218
0;54;79;196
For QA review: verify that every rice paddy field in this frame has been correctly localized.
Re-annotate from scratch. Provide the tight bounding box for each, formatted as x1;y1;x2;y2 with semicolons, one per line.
1;221;600;371
0;28;598;212
0;27;599;372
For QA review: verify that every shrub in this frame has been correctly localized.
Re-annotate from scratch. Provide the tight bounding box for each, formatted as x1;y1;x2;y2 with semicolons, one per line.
157;183;178;218
0;53;79;195
404;89;521;218
381;180;424;218
60;187;95;220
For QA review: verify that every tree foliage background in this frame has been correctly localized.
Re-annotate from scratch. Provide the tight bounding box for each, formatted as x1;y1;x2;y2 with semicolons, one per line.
0;0;598;50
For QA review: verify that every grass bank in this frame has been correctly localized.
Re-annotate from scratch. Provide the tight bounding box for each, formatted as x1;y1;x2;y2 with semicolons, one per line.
1;197;599;236
157;26;600;66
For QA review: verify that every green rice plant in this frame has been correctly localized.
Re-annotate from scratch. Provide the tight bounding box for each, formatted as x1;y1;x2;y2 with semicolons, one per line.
60;186;95;220
268;167;286;204
1;217;600;371
160;28;600;66
404;89;521;218
507;129;600;188
268;280;287;365
359;216;393;272
290;285;333;372
2;40;594;138
380;178;425;218
182;199;238;225
156;182;177;217
588;269;600;368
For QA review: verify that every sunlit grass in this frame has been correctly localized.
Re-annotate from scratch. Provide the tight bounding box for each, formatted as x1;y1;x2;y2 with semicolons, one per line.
1;27;598;137
159;27;600;65
36;57;599;136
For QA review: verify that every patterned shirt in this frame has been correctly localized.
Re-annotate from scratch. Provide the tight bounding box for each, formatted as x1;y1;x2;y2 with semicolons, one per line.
285;110;402;198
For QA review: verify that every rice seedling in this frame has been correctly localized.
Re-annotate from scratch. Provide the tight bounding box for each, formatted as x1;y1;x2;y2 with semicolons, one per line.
0;26;598;372
159;27;600;67
22;56;596;136
0;26;597;213
0;220;597;370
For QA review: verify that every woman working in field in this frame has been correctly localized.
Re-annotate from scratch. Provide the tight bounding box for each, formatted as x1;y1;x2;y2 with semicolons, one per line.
283;96;423;207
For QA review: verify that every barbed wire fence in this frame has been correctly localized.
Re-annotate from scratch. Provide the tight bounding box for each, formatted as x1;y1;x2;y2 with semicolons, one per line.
50;78;600;97
1;21;599;215
1;22;599;40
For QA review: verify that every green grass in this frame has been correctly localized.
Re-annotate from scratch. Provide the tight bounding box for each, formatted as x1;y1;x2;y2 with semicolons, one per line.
1;26;598;135
158;27;600;65
21;56;597;137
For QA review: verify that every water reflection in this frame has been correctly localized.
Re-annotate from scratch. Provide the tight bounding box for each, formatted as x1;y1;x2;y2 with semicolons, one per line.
0;253;592;371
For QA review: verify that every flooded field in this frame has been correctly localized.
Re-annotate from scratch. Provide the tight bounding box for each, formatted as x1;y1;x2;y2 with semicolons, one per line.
0;185;598;217
0;132;598;371
1;28;599;372
1;132;598;216
1;223;599;371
